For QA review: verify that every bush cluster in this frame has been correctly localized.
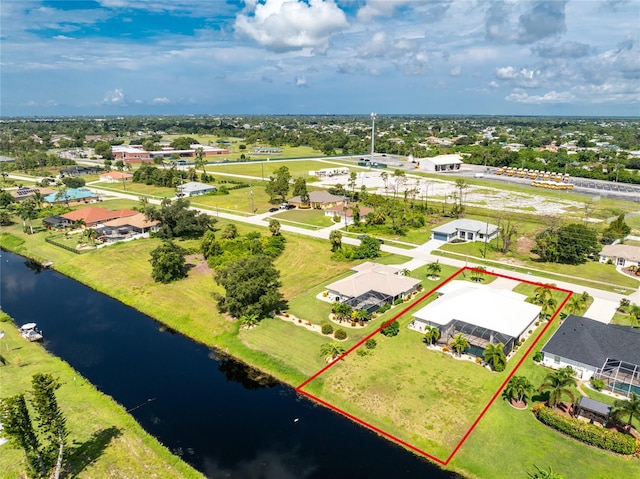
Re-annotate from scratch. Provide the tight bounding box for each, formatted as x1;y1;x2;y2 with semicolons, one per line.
533;405;637;455
381;320;400;337
334;328;347;340
365;339;377;350
377;303;391;314
321;323;334;335
393;297;404;305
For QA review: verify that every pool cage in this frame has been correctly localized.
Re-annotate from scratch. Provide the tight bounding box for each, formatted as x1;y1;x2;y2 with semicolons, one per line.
436;319;516;356
594;358;640;398
346;290;392;315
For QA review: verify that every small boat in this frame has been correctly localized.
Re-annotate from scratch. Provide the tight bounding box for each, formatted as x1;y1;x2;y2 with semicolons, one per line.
20;323;43;342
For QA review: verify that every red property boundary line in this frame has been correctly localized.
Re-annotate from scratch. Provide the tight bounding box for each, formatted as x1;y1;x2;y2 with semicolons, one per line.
296;266;573;466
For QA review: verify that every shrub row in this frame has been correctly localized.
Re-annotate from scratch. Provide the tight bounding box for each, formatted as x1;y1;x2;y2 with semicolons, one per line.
533;404;637;455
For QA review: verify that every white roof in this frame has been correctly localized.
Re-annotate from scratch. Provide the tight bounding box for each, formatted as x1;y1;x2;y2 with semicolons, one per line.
432;219;498;235
421;154;463;165
178;182;216;193
413;281;540;338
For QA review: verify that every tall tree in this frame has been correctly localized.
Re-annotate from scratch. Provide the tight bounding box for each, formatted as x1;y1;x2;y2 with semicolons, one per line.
423;325;441;346
0;394;45;476
31;373;68;479
16;198;38;234
329;230;342;252
534;223;600;264
194;147;207;176
149;241;187;283
214;255;285;318
601;213;631;244
292;177;309;206
426;261;441;279
538;367;576;408
265;166;291;203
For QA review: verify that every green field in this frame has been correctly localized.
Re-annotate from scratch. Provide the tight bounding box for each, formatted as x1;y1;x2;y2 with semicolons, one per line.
272;208;335;228
205;158;368;179
0;313;203;479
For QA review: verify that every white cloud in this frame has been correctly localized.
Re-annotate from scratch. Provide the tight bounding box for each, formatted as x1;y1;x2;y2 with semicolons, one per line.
152;97;171;104
449;65;461;77
234;0;348;53
102;88;126;104
295;76;307;87
506;89;575;104
495;66;540;87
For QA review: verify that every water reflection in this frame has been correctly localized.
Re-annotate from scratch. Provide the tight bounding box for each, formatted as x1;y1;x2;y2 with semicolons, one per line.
216;353;279;390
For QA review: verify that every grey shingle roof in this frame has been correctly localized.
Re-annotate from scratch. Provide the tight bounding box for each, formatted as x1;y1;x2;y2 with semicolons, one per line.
431;219;498;235
541;315;640;368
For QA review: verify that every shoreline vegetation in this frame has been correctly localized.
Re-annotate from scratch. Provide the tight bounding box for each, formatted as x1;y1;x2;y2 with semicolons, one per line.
0;311;204;479
2;227;639;479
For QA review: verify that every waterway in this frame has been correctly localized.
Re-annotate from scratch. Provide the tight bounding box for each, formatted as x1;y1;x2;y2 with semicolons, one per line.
0;250;459;478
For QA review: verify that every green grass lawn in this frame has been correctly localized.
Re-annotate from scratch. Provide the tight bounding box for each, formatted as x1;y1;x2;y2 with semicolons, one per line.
0;313;203;479
93;181;176;198
298;295;545;460
272;208;334;228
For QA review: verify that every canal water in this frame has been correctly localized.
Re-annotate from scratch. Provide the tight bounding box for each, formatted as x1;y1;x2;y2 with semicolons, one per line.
0;250;459;478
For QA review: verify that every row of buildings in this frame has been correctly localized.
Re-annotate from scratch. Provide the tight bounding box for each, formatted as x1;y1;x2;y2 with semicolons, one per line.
112;144;229;164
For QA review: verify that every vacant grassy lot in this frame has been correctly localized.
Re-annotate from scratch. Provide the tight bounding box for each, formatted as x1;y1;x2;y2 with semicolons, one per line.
299;294;544;460
0;314;203;479
272;208;335;228
93;181;176;198
206;158;367;179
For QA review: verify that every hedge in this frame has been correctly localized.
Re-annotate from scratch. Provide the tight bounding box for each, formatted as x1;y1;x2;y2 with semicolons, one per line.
533;404;637;455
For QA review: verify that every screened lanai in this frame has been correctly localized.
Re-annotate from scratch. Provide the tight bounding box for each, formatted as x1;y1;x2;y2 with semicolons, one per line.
595;359;640;398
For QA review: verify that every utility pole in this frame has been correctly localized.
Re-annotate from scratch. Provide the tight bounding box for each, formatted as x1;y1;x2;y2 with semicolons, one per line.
370;113;376;163
250;183;255;213
483;216;489;259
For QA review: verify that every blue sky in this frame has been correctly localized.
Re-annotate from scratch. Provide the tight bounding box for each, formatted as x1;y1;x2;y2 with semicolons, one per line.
1;0;639;117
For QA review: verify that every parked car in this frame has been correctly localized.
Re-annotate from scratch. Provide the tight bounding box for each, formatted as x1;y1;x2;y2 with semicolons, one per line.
268;207;279;212
285;204;296;210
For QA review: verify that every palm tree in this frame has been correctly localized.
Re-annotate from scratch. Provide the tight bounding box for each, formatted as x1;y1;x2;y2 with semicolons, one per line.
194;147;207;176
483;342;507;372
527;465;566;479
17;199;38;234
611;392;640;428
471;266;486;283
320;342;346;362
331;302;352;322
329;230;342;252
423;325;441;346
426;261;441;280
503;376;535;405
628;304;640;326
268;219;281;236
538;367;577;408
449;333;470;357
565;294;585;316
239;313;260;329
533;284;553;305
401;268;411;277
539;295;558;320
354;309;370;324
84;228;98;245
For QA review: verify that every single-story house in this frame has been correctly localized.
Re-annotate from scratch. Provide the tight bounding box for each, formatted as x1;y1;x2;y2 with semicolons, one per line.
541;315;640;397
99;171;133;183
60;207;138;228
9;186;55;202
431;219;499;243
97;213;160;242
418;154;463;172
599;244;640;267
42;215;74;229
324;205;374;225
43;187;100;205
288;190;346;209
325;262;421;313
411;281;541;357
177;181;217;197
60;165;103;176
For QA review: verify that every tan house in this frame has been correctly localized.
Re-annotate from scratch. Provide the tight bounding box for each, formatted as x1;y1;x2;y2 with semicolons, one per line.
599;244;640;267
99;171;134;183
324;205;374;225
97;213;160;242
325;262;420;313
288;190;346;209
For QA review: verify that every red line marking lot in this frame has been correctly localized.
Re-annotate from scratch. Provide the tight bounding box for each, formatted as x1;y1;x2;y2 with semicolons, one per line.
296;267;572;465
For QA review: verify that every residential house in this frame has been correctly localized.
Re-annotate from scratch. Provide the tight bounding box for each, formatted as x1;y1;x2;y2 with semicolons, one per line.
599;244;640;268
97;213;160;242
59;207;138;228
43;188;100;205
177;181;217;197
99;171;133;183
325;262;421;313
431;219;499;243
288;190;346;209
9;186;55;203
411;281;541;357
541;315;640;397
324;205;374;225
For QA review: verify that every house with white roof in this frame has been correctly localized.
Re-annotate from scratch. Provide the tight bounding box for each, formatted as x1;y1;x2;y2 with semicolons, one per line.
411;281;541;356
431;219;499;243
418;154;463;172
325;262;421;313
177;182;217;197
